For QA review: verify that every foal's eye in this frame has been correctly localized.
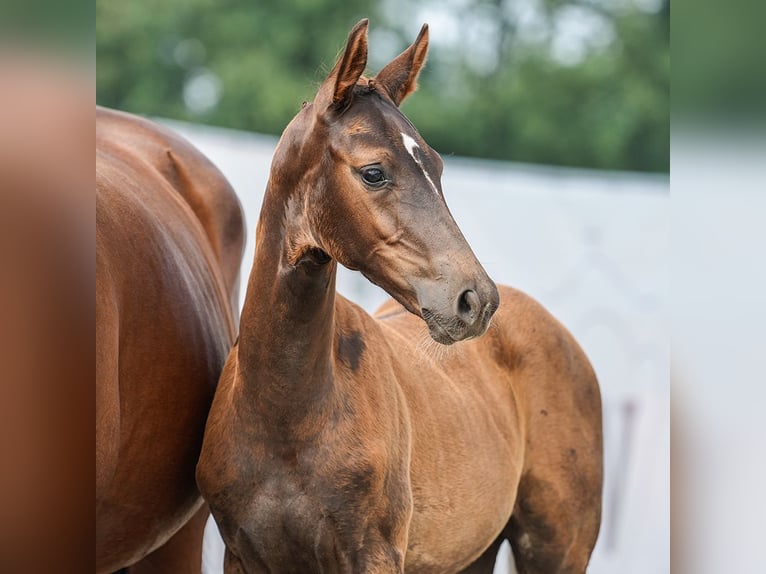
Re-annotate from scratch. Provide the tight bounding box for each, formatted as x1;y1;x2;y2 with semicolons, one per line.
360;166;387;187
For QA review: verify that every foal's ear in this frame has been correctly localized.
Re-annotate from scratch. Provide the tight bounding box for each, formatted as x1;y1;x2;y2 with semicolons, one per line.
317;19;369;110
374;24;429;107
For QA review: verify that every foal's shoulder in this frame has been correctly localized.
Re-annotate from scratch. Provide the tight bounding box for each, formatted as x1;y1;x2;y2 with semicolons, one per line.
335;295;423;348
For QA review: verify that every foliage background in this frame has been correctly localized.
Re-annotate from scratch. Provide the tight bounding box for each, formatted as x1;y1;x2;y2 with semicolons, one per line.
97;0;668;173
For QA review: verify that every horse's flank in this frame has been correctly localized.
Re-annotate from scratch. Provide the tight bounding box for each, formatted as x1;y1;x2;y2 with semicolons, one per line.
96;107;245;573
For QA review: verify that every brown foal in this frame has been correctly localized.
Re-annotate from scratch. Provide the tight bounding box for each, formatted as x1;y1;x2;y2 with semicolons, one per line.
96;108;245;573
197;20;602;574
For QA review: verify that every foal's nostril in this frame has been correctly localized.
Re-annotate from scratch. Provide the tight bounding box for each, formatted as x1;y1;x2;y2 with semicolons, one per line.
456;289;481;325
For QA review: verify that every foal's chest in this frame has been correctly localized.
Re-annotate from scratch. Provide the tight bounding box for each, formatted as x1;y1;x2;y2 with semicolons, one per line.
229;459;363;572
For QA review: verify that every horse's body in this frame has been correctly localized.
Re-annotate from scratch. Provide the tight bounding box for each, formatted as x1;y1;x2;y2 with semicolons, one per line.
198;20;602;573
96;107;245;573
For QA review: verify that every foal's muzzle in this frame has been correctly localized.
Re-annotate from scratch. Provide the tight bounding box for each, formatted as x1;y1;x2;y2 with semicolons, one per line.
420;281;499;345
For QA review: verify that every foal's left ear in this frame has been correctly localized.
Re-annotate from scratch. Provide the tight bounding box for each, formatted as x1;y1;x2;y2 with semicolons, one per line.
317;18;369;111
374;24;429;107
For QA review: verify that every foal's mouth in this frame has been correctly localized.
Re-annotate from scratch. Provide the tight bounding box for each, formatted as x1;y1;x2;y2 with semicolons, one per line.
422;304;496;345
422;310;472;345
424;317;456;345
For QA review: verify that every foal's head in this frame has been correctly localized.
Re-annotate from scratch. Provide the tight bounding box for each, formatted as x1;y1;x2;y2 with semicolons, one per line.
270;19;499;344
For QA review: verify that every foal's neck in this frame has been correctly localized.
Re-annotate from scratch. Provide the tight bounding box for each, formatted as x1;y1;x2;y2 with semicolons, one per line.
237;181;338;422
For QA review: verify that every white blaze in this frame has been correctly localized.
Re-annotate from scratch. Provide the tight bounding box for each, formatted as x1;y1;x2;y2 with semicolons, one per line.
401;132;439;195
402;132;418;156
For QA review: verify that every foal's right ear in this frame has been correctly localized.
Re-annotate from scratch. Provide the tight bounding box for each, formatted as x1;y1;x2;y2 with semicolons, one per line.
316;19;369;111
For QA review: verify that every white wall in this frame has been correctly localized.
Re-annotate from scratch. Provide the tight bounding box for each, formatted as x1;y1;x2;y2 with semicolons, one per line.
161;120;669;574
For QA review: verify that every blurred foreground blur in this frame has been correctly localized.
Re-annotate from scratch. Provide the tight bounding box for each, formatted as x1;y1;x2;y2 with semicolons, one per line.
673;0;766;572
672;133;766;573
0;48;92;572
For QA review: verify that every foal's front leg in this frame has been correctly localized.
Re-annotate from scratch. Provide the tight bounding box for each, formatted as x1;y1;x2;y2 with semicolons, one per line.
320;521;408;574
223;548;247;574
352;544;406;574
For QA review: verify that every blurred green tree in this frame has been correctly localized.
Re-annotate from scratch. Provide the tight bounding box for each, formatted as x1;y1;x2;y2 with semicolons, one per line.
97;0;668;173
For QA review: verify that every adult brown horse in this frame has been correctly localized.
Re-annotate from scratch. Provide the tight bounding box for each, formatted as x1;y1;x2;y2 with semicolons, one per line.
97;107;245;573
197;20;602;574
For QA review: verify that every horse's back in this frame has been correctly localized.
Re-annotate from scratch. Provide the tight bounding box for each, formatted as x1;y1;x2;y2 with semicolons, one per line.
96;108;244;572
96;106;245;309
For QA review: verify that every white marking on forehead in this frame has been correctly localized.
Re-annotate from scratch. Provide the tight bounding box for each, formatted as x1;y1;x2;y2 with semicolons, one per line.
402;133;418;156
400;132;439;195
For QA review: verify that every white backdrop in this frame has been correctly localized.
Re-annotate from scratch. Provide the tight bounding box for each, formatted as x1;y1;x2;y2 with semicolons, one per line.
161;119;669;574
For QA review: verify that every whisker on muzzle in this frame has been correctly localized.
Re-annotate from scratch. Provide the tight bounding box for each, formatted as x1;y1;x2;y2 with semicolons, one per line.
415;326;452;363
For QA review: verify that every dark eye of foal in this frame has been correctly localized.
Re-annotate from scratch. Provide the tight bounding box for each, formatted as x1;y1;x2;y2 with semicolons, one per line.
360;166;387;187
